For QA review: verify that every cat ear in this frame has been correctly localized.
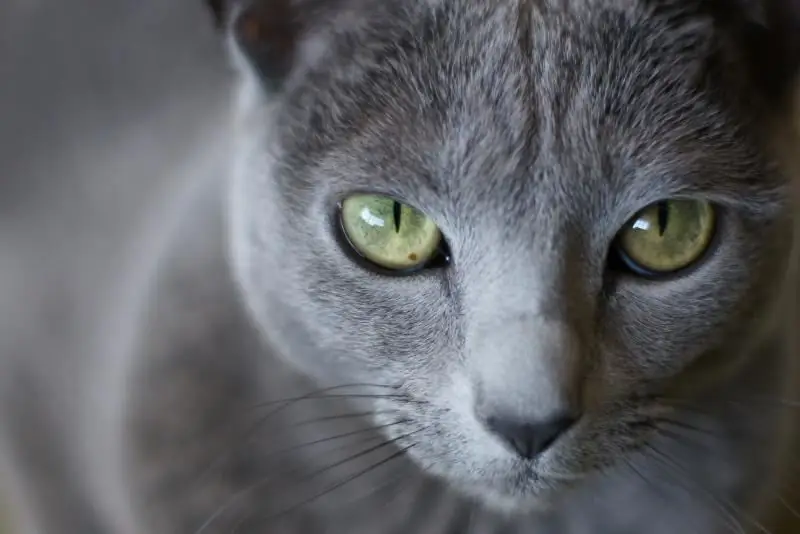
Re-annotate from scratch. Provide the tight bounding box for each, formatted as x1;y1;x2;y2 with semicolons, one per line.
768;0;800;85
204;0;324;92
204;0;227;30
734;0;800;98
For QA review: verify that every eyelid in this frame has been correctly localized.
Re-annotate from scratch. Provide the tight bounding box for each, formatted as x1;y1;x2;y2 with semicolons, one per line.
333;195;451;276
610;203;724;282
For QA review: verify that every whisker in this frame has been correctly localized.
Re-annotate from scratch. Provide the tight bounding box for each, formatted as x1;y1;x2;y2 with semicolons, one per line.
665;394;800;412
195;427;423;533
247;383;399;412
263;420;407;459
333;463;412;509
623;456;661;497
621;454;709;533
778;495;800;521
655;416;716;437
644;442;762;534
649;396;800;531
660;396;800;469
194;384;403;487
654;425;711;457
283;409;398;430
248;392;426;411
657;409;800;531
257;443;417;527
364;468;428;527
728;396;800;409
282;427;424;490
192;432;387;534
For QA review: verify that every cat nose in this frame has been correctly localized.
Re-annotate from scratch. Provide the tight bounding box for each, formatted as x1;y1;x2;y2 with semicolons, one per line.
483;413;578;460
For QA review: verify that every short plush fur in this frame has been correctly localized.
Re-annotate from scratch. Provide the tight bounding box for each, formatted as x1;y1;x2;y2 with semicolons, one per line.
2;0;800;533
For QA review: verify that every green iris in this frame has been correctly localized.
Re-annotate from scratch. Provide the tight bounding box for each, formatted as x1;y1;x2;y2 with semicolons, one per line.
340;194;442;271
617;199;716;275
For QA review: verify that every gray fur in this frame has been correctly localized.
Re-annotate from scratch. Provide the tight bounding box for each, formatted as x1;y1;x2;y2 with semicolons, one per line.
2;0;800;533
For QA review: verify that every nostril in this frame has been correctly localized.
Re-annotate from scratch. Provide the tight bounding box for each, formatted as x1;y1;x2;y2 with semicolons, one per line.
484;413;578;460
535;415;577;452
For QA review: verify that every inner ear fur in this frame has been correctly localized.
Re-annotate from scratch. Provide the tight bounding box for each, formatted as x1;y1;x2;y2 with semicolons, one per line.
206;0;321;90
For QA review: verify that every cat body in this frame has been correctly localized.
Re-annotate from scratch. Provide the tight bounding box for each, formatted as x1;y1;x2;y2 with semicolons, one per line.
2;0;800;533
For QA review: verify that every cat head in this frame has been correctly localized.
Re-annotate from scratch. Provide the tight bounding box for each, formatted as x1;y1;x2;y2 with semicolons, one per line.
209;0;799;511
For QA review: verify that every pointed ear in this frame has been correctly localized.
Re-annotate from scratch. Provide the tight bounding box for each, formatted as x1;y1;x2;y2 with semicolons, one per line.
204;0;327;92
204;0;228;30
736;0;800;99
770;0;800;80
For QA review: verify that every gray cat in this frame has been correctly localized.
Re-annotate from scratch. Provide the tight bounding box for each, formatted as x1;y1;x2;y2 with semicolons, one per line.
2;0;800;532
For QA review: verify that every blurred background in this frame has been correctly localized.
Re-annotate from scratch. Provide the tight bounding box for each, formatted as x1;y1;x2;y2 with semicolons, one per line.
0;1;232;530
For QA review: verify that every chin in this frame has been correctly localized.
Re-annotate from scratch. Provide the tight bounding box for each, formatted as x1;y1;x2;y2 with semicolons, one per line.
458;483;557;515
413;452;573;515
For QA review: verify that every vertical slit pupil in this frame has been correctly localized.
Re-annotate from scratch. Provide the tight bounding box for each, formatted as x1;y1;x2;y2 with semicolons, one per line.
656;201;669;236
393;201;402;233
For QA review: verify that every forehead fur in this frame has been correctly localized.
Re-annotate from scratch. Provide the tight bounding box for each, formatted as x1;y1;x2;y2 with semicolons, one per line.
277;0;741;134
266;0;783;222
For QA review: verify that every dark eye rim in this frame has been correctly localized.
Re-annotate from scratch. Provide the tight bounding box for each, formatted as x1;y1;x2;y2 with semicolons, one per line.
610;200;720;280
334;197;451;276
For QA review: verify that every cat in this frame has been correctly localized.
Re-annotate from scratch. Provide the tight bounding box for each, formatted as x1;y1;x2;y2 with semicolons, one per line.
1;0;800;532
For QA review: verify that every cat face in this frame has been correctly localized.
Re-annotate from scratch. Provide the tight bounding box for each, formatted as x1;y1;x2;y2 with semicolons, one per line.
216;0;799;511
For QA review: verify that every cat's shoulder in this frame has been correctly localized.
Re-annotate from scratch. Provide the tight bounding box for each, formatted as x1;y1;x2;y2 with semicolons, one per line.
121;170;265;406
113;172;282;532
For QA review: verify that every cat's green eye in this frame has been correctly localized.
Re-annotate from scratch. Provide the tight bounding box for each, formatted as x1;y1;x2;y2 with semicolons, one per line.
616;199;716;276
340;194;443;271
